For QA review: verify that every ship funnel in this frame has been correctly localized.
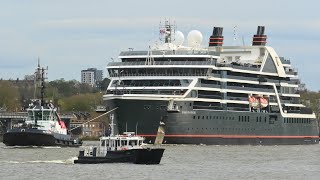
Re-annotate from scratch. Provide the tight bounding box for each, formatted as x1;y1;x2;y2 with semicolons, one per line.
252;26;267;46
209;27;224;47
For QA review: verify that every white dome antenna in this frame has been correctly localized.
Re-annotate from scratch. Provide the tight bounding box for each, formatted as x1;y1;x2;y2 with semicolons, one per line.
187;30;203;48
173;31;184;46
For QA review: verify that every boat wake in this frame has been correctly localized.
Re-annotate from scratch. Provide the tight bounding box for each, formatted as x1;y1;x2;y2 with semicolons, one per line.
2;146;61;149
1;157;77;164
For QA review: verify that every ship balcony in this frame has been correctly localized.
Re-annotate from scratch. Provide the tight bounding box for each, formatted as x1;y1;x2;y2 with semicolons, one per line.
198;94;222;99
109;72;208;77
226;86;274;93
108;60;216;67
279;57;291;65
216;63;260;71
285;71;298;76
226;97;248;101
226;75;259;82
199;84;221;89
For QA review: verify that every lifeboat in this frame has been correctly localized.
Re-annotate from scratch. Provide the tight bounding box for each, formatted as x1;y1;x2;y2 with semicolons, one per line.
259;97;268;108
248;96;259;108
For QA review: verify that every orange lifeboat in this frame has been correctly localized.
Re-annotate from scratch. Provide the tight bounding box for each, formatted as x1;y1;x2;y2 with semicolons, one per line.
259;97;268;108
248;96;259;108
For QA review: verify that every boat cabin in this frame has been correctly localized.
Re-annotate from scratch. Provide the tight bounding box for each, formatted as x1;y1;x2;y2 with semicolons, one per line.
98;132;145;155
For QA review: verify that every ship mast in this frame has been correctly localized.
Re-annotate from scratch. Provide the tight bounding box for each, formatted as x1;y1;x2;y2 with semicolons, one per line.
40;67;46;106
35;59;47;106
159;19;176;43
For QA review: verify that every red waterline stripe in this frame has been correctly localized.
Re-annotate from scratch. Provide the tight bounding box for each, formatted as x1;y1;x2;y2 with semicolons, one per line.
139;134;319;139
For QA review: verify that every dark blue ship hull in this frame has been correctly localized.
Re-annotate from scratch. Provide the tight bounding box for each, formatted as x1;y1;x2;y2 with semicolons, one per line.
3;128;82;147
105;99;319;145
74;148;165;164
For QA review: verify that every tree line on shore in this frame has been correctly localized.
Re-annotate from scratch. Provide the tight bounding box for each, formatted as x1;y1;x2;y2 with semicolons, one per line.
0;78;110;112
0;78;320;117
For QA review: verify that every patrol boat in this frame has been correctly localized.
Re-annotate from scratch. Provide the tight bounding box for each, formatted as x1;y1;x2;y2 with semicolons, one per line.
74;115;165;164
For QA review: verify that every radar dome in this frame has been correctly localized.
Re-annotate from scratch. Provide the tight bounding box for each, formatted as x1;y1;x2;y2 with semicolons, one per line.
174;31;184;46
187;30;203;48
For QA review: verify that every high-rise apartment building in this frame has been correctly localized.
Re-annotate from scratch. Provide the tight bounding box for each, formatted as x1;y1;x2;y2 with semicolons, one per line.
81;68;103;87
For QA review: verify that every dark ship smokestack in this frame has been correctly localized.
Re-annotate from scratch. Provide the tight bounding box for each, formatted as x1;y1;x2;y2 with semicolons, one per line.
252;26;267;46
209;27;224;46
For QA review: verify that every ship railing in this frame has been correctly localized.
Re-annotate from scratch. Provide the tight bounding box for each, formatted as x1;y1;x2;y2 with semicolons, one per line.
226;86;274;92
226;97;248;101
199;84;221;88
226;75;259;82
226;107;249;111
198;94;222;99
279;57;291;65
108;60;215;67
217;63;260;71
119;50;212;56
110;72;207;77
0;112;28;119
193;105;223;110
286;110;301;113
285;71;298;76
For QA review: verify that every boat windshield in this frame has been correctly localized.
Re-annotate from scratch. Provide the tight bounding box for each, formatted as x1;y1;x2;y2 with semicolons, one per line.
129;140;137;146
27;110;43;121
27;110;52;121
42;110;51;120
27;111;35;121
121;140;127;146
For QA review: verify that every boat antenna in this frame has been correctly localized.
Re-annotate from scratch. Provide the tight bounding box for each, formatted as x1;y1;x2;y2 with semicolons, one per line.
40;67;45;106
34;58;41;99
110;113;115;136
233;25;239;46
159;19;176;43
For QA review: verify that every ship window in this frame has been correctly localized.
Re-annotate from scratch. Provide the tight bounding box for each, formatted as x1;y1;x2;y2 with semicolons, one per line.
34;111;43;121
129;140;136;146
193;116;195;119
190;103;192;106
121;140;127;146
198;116;200;119
101;140;105;146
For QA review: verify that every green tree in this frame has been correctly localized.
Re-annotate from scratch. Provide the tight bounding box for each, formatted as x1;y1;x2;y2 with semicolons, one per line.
0;81;21;111
59;92;103;112
100;78;111;91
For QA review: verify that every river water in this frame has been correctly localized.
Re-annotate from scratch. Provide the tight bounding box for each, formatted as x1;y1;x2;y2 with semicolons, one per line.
0;142;320;180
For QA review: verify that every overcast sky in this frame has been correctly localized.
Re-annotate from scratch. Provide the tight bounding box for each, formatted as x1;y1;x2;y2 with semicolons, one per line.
0;0;319;90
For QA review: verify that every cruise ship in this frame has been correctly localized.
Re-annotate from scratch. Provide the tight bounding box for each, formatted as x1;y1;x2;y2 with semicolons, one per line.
103;21;319;145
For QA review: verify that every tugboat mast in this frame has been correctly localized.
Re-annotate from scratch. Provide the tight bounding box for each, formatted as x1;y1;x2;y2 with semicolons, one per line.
40;67;46;106
35;59;47;106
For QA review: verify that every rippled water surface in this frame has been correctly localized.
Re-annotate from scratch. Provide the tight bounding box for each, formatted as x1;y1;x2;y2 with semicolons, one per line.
1;142;320;180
